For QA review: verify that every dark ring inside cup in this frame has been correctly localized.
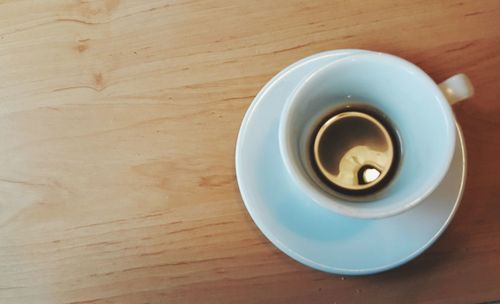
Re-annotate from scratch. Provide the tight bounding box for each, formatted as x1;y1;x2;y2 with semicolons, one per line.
312;111;397;195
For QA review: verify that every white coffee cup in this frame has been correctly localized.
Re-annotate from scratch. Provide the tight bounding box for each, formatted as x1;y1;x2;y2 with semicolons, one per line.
279;51;474;219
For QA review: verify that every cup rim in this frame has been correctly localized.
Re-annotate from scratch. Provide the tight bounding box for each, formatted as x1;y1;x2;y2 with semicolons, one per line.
278;52;456;219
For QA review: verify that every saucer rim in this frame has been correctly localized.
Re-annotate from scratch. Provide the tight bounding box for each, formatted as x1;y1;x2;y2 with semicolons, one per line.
235;49;466;275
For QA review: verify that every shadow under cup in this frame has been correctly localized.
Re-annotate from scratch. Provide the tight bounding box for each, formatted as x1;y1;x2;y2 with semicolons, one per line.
279;53;456;219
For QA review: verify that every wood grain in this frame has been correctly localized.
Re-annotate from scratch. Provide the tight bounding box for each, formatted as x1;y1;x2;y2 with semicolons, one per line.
0;0;499;303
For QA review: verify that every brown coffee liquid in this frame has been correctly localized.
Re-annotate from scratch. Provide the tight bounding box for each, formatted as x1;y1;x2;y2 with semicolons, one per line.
309;105;400;196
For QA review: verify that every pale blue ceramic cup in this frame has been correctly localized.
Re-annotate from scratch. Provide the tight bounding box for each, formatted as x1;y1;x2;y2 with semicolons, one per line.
279;52;473;219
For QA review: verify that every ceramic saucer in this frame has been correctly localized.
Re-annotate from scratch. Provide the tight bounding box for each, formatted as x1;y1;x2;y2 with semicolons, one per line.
235;50;466;275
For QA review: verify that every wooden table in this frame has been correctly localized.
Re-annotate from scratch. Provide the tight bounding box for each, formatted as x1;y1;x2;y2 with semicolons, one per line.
1;1;499;303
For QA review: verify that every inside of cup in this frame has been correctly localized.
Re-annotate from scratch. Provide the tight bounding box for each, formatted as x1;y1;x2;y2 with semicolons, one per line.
284;53;456;217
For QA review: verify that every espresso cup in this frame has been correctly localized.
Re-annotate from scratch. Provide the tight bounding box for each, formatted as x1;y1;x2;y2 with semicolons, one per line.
279;51;474;219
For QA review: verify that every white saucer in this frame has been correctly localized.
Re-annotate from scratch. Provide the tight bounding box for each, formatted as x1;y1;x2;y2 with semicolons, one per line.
235;50;466;275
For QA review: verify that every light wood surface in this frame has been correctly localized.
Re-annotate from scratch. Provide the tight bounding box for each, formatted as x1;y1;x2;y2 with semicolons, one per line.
1;1;500;303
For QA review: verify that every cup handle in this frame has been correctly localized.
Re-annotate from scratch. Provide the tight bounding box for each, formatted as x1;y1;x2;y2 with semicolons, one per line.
438;73;474;105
